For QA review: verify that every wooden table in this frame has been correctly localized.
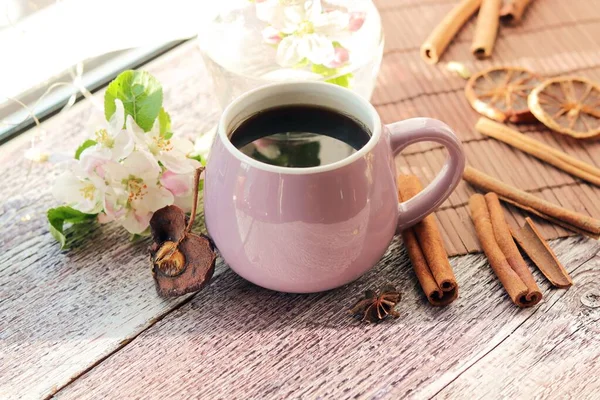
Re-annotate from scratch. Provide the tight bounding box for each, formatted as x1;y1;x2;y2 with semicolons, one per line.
2;1;600;399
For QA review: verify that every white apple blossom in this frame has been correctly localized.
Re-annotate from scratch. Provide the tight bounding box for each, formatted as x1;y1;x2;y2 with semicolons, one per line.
260;0;351;67
87;99;134;162
52;163;106;214
129;117;199;175
52;101;205;236
102;150;175;234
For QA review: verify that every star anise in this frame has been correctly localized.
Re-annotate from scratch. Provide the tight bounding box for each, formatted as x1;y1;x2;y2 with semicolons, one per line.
348;285;401;323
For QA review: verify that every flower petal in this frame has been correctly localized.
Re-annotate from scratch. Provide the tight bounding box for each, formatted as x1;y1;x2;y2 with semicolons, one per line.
306;0;322;20
103;187;126;220
303;34;335;65
52;170;103;214
262;26;283;45
158;151;196;175
326;46;350;68
276;36;305;67
109;99;126;132
103;161;129;185
349;11;366;32
173;191;195;213
160;170;192;197
314;10;350;36
282;3;305;32
136;186;174;213
126;115;148;149
80;146;112;177
193;128;217;161
170;137;195;155
122;150;161;181
52;170;85;204
121;210;153;234
111;129;135;161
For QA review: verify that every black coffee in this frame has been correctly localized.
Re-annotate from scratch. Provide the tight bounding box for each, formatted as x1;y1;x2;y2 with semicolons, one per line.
229;105;371;168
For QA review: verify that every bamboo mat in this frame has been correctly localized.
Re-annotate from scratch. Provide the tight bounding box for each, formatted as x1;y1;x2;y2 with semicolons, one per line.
371;0;600;256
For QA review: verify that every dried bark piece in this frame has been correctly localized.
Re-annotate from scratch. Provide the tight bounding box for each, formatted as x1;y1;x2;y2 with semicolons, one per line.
149;168;216;298
465;66;542;123
511;217;573;288
528;76;600;139
348;285;401;323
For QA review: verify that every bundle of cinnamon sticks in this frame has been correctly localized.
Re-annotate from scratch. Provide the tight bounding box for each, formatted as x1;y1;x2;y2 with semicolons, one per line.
397;171;580;308
464;166;585;306
469;193;542;307
398;176;458;306
421;0;533;64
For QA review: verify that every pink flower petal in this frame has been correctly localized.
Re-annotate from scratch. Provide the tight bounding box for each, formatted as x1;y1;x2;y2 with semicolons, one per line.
160;170;191;197
262;26;282;45
326;46;350;68
349;12;366;32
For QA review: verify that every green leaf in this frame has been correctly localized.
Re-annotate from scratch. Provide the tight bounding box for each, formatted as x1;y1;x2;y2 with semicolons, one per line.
326;73;354;89
74;139;97;160
198;179;204;192
311;64;339;78
189;154;206;166
130;228;151;242
47;206;97;249
158;108;172;137
294;58;310;69
104;70;163;132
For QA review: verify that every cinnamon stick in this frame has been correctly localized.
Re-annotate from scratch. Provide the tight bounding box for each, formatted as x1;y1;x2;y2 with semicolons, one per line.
500;197;599;239
476;117;600;186
512;218;573;288
398;175;458;306
421;0;482;64
485;193;542;303
471;0;501;59
469;194;541;307
500;0;533;25
463;166;600;236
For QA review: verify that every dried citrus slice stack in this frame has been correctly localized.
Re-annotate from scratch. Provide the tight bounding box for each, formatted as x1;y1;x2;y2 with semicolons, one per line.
465;66;542;123
528;76;600;139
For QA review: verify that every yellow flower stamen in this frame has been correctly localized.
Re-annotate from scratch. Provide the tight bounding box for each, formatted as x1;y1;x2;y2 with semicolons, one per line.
95;128;115;148
123;176;148;202
79;183;96;200
296;20;315;36
149;135;173;155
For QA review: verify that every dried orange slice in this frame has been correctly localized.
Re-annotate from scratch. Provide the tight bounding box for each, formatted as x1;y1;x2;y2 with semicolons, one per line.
528;76;600;139
465;66;542;123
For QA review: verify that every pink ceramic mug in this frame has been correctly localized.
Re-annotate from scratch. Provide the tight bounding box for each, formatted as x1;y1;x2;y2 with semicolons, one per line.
205;82;465;293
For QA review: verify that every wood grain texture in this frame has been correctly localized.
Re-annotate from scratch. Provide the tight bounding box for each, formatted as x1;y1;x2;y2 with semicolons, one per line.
2;0;600;398
54;237;600;400
434;254;600;399
0;42;222;400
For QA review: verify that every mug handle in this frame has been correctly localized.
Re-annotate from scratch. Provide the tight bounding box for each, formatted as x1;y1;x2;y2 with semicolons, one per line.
388;118;465;234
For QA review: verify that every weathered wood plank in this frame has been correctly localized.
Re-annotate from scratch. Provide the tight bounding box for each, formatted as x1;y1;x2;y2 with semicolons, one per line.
0;41;222;400
428;254;600;400
53;237;599;400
